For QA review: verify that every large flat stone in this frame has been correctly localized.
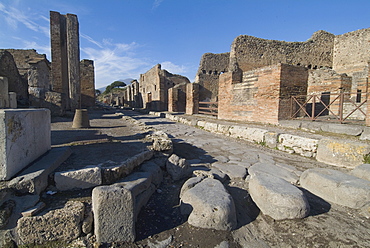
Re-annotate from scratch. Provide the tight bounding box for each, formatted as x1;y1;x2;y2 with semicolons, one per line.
0;109;51;180
300;168;370;209
212;162;247;180
277;134;318;157
249;173;310;220
92;185;135;243
180;177;237;231
54;166;102;191
316;138;370;168
321;123;363;136
8;147;72;194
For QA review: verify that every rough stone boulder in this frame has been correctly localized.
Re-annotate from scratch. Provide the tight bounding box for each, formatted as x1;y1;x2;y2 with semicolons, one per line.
54;165;102;191
248;162;301;184
17;201;85;245
350;163;370;181
166;154;190;181
146;131;173;152
249;173;310;220
300;168;370;209
180;177;237;231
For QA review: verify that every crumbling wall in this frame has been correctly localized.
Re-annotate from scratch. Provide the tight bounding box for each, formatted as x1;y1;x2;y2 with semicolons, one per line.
0;50;28;106
229;30;334;73
195;53;229;101
80;59;95;108
139;64;190;111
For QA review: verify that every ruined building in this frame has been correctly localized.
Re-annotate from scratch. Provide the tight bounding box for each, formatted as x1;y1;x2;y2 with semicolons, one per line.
195;28;370;125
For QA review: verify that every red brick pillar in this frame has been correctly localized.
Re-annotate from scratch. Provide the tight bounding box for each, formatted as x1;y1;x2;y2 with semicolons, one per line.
168;87;178;112
186;83;199;115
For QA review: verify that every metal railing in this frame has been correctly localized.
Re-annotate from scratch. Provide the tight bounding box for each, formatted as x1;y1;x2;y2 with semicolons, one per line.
199;101;218;116
290;92;368;123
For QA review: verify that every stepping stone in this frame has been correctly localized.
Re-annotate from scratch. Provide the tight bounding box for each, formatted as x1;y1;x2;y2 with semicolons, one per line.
54;166;102;191
249;173;310;220
180;177;237;231
300;168;370;209
248;162;300;184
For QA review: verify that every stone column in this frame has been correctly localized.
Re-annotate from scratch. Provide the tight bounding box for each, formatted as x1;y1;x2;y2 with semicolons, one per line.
186;83;199;115
66;14;81;110
8;92;17;108
168;87;178;112
80;59;95;108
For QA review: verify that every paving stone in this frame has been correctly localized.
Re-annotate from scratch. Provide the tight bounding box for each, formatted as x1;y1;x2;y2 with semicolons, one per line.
300;168;370;209
249;173;310;220
350;163;370;181
212;162;247;179
180;177;237;231
140;161;163;186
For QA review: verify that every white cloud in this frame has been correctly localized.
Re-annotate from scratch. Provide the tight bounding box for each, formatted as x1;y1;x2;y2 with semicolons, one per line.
0;3;49;37
161;61;188;75
152;0;164;10
81;40;150;88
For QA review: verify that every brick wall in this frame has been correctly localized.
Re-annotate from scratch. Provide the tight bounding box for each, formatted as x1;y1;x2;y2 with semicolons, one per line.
219;64;308;124
80;59;95;108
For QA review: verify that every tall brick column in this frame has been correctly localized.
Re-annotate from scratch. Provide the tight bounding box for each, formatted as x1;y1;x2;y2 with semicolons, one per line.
80;59;95;108
186;83;199;115
168;87;178;112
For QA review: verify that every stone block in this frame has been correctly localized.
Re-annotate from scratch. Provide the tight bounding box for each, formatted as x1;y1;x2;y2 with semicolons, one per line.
350;163;370;181
217;124;231;135
278;134;318;157
204;122;218;133
229;125;248;139
316;138;370;168
8;147;72;194
244;127;268;143
300;168;370;209
249;173;310;220
360;127;370;141
117;172;152;196
0;109;51;180
8;92;17;108
320;123;363;136
92;185;135;243
54;166;102;191
166;154;190;181
17;201;85;245
264;131;278;148
180;178;237;231
0;77;9;108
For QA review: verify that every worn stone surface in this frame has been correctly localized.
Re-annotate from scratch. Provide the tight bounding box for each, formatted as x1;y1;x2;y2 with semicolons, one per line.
8;147;72;194
0;200;15;228
300;168;370;209
180;178;237;231
55;166;102;191
166;154;190;181
0;109;51;180
264;131;279;148
140;161;163;186
117;171;152;196
248;162;300;184
92;185;135;243
316;138;370;168
146;131;173;152
249;173;310;220
360;127;370;141
321;123;363;136
17;201;84;245
212;162;247;180
350;163;370;181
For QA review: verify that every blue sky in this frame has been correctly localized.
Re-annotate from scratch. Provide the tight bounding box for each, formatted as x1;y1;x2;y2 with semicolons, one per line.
0;0;369;88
